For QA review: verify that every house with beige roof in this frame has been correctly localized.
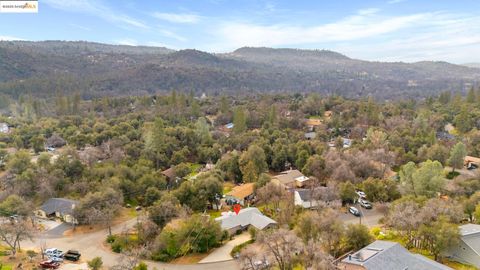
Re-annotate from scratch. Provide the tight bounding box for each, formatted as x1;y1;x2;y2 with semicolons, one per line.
225;183;255;206
272;169;311;188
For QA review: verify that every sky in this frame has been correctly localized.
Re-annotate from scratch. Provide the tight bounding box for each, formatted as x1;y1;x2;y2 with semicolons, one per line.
1;0;480;63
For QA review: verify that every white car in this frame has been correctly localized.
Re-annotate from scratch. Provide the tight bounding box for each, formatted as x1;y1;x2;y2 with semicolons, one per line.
356;191;366;198
47;256;63;262
44;248;63;258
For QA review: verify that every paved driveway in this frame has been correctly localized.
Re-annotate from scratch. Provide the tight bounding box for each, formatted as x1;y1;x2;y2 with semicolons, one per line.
23;219;240;270
199;233;251;263
339;206;383;228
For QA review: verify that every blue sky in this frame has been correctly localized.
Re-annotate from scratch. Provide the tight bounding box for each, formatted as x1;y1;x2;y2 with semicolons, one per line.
1;0;480;63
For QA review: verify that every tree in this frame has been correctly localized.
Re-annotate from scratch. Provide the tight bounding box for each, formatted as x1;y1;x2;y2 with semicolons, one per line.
419;217;460;261
31;135;45;154
302;240;336;270
239;145;267;183
400;160;445;198
233;107;247;133
467;87;476;103
6;150;31;175
75;188;123;235
88;257;103;270
302;155;326;183
339;181;357;204
257;229;302;270
386;199;422;248
0;220;33;256
447;142;467;173
256;182;288;210
344;224;373;251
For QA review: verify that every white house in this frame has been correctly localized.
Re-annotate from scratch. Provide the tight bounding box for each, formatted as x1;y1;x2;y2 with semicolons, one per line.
294;187;340;209
0;123;9;134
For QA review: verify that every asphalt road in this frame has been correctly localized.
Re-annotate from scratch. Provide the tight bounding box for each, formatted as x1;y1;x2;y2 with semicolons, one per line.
339;206;383;228
22;219;240;270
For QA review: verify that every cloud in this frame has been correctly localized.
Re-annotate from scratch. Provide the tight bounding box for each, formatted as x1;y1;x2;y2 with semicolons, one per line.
0;36;24;41
388;0;406;4
43;0;148;29
152;12;201;24
68;24;91;31
211;9;429;50
158;29;187;42
114;39;138;46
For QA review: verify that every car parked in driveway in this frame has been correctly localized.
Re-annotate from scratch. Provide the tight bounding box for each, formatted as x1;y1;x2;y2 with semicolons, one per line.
349;206;361;216
44;248;63;258
39;260;60;269
356;190;366;198
359;199;372;209
63;250;81;261
47;256;63;263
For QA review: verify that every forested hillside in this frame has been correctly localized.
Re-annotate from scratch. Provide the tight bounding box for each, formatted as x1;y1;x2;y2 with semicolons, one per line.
0;41;479;100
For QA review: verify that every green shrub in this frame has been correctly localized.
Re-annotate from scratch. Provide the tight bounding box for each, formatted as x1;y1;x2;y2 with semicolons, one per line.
106;235;116;243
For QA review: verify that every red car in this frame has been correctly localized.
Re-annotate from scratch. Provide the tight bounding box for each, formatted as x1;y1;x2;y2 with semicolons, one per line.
39;260;60;269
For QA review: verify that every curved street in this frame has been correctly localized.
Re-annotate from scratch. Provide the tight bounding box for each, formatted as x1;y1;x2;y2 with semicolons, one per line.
22;219;240;270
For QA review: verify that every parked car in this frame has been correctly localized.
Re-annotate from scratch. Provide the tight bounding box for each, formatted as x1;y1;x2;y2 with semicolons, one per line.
356;191;366;198
467;162;478;170
39;260;60;269
349;206;361;217
253;259;270;269
44;248;63;258
46;147;55;152
63;250;81;261
47;256;63;263
359;199;372;209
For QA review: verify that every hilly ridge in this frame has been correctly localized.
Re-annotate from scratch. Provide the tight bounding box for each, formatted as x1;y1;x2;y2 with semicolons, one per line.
0;40;478;100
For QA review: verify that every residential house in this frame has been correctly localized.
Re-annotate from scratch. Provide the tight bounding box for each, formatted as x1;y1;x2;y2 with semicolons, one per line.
225;183;255;206
0;123;8;134
304;132;317;140
215;207;277;234
272;169;311;189
305;118;322;132
445;224;480;268
35;198;79;224
343;138;352;148
294;187;340;209
161;167;177;182
464;156;480;167
339;240;452;270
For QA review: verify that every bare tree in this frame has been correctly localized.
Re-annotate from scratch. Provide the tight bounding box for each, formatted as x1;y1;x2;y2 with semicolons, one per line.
0;221;33;256
302;240;336;270
257;229;302;270
239;245;268;270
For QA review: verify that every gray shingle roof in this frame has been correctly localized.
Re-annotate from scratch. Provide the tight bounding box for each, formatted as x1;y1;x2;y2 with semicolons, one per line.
40;198;78;216
341;240;452;270
215;207;276;231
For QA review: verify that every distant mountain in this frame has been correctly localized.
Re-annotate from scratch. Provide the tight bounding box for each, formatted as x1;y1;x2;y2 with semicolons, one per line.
0;41;478;100
463;63;480;68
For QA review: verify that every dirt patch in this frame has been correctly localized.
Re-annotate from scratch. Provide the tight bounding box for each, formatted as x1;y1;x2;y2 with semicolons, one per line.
63;208;136;236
